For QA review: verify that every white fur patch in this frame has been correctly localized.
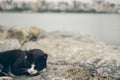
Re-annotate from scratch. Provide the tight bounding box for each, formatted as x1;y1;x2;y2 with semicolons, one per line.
27;64;38;75
25;55;27;59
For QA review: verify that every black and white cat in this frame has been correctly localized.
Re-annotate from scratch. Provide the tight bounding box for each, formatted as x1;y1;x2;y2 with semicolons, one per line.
0;49;48;76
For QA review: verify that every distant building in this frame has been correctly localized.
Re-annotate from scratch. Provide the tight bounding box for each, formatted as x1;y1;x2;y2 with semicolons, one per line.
103;2;114;12
46;2;56;10
93;0;105;4
25;2;36;11
0;1;13;10
69;0;79;10
8;0;13;4
31;2;37;11
0;0;13;4
0;0;119;13
58;1;69;10
115;4;120;13
36;0;47;10
83;3;92;11
13;2;26;8
76;2;85;10
92;0;105;12
73;0;78;9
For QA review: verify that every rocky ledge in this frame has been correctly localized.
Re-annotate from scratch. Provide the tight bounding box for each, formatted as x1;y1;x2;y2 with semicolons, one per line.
0;26;120;80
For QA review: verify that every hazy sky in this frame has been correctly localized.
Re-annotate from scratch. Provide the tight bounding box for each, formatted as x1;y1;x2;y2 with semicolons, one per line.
1;0;120;4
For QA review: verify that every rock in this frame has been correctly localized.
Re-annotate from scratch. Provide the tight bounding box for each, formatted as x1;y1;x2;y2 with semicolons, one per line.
38;31;93;42
0;26;29;44
0;28;120;80
21;36;120;79
0;25;10;39
0;26;44;44
0;39;21;52
65;66;92;80
28;26;44;41
6;27;29;44
21;38;106;62
0;25;10;33
84;49;120;80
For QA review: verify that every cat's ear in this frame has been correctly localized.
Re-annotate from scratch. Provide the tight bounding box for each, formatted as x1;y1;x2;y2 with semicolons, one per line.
44;54;48;59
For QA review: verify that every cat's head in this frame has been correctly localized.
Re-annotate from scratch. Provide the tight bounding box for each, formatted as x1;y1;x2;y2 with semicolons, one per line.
25;49;48;76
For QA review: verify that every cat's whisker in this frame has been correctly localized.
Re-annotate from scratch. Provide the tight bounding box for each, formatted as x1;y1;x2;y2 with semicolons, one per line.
19;69;27;72
20;68;26;71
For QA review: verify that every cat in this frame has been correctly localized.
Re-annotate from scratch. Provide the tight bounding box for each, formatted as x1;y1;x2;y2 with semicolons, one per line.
0;49;48;76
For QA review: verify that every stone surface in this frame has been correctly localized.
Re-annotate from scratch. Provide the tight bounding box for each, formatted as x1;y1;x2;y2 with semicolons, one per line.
38;31;93;42
28;26;44;41
0;27;120;80
0;26;44;44
21;31;120;80
0;39;21;52
6;27;29;44
0;25;11;39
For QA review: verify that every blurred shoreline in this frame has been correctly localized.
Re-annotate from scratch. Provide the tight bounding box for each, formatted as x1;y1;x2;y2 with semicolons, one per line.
0;0;120;14
0;13;120;46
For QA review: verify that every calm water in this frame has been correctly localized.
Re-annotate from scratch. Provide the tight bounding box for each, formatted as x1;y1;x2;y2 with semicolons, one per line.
0;13;120;46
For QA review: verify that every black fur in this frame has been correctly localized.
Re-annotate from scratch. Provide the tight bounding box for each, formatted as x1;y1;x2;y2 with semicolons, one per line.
0;49;48;76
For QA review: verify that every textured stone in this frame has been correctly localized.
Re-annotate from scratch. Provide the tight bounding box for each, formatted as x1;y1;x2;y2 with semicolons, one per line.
0;26;44;44
6;27;29;44
0;27;120;80
0;25;10;39
38;31;93;42
21;32;120;79
0;39;21;52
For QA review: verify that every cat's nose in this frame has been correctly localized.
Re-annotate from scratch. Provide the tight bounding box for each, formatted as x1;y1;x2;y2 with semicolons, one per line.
30;71;34;74
27;69;38;75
